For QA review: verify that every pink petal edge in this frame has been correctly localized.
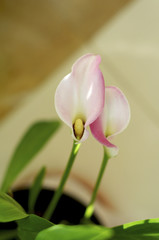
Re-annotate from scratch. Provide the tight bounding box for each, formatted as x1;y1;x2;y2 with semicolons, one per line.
90;86;130;157
90;117;118;157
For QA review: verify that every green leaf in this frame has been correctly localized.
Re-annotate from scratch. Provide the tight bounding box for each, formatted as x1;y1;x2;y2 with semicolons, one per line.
28;166;46;213
17;214;53;240
0;229;18;240
0;192;28;222
1;120;61;192
112;218;159;239
35;224;113;240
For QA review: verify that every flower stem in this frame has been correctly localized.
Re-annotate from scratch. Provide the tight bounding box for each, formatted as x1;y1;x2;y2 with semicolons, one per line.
44;140;81;220
84;147;110;220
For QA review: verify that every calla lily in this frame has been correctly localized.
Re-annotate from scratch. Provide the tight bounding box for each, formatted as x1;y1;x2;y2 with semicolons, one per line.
55;54;105;142
90;86;130;157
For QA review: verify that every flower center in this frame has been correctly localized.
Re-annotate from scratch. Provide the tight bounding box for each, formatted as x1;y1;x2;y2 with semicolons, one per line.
73;118;84;140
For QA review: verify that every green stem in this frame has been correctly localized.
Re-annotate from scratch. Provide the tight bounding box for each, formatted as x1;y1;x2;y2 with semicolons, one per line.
44;140;81;220
84;147;110;220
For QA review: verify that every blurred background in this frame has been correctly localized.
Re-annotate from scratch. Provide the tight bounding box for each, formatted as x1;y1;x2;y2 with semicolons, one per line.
1;0;159;227
0;0;131;119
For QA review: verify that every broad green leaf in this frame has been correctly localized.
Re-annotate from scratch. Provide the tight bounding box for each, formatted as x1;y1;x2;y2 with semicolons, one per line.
0;229;17;240
112;218;159;239
1;120;61;192
17;214;53;240
28;166;46;213
0;192;28;222
35;224;113;240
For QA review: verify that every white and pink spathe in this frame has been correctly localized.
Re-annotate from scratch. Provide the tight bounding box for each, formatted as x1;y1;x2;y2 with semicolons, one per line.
90;86;130;157
55;53;105;142
55;53;130;156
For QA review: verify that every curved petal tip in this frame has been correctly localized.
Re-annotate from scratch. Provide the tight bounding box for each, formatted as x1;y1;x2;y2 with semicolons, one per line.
90;86;130;157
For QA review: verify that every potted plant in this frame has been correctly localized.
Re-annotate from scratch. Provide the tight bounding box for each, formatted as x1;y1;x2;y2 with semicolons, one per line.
0;54;159;240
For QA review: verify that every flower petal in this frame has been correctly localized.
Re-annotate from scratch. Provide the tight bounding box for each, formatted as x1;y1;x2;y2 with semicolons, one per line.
90;86;130;156
103;86;130;138
71;54;105;127
90;115;118;157
55;53;105;141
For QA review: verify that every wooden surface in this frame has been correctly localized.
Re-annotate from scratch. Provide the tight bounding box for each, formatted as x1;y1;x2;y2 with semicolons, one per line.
0;0;133;120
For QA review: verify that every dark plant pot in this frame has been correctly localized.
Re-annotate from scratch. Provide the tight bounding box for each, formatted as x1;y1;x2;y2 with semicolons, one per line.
0;188;101;239
15;188;101;224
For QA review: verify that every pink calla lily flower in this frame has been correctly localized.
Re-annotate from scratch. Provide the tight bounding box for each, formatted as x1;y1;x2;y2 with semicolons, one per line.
90;86;130;157
55;54;105;142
